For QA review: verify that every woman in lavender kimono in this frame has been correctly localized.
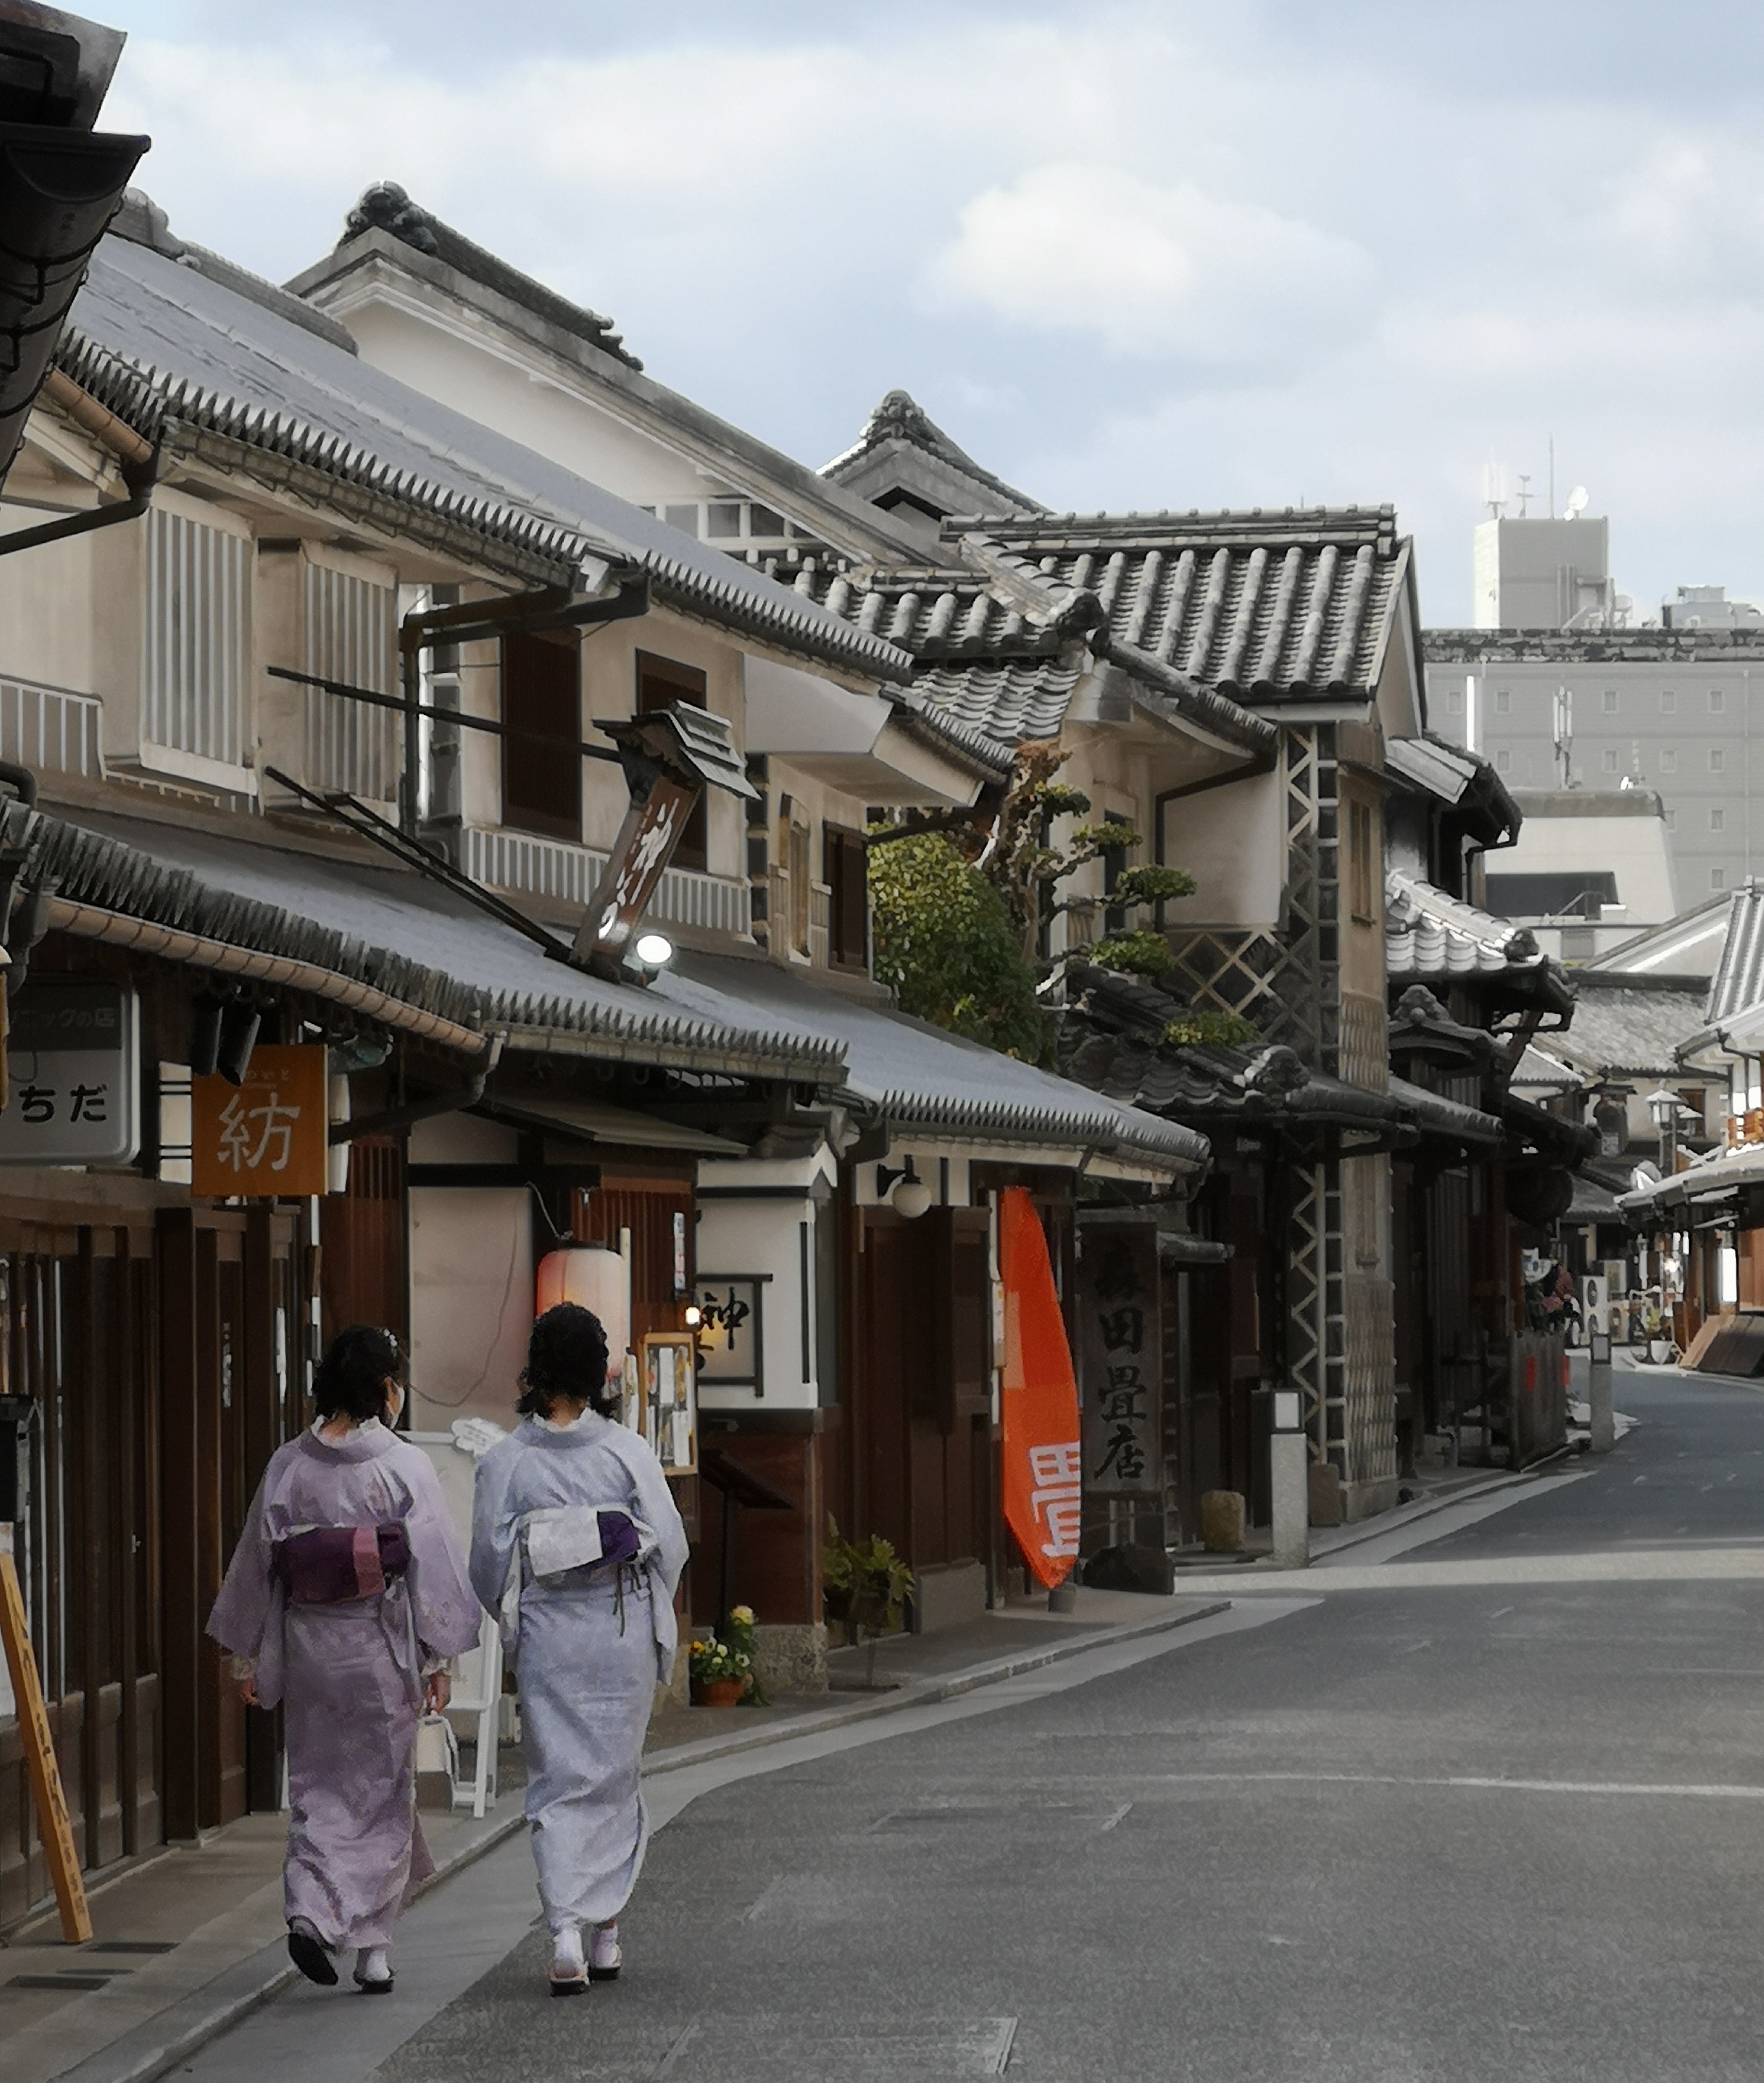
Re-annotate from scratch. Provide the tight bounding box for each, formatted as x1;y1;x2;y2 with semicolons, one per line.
209;1325;478;1994
471;1304;687;1995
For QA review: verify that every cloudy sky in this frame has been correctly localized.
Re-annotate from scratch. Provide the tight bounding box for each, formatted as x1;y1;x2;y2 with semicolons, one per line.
93;1;1764;623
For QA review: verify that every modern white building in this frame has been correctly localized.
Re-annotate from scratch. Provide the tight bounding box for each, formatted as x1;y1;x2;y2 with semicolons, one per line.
1473;514;1616;632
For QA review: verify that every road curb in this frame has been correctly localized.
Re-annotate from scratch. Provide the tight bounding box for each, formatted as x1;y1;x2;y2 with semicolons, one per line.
642;1596;1233;1774
48;1595;1231;2083
1297;1463;1573;1565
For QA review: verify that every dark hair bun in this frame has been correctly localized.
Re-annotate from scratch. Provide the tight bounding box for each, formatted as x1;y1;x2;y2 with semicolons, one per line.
313;1324;402;1425
519;1303;614;1420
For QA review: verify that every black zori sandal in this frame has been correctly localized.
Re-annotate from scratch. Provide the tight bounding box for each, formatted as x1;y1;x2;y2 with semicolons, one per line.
287;1921;338;1987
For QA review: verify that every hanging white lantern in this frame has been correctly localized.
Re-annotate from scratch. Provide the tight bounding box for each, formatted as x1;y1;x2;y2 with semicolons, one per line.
534;1246;631;1384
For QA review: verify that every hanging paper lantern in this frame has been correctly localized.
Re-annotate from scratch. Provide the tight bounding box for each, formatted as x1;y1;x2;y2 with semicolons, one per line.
535;1246;631;1384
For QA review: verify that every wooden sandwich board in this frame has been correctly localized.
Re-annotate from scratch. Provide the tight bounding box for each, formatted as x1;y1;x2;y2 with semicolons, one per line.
0;1524;91;1942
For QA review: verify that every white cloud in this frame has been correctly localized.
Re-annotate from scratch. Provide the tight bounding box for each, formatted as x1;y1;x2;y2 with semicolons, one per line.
926;163;1377;366
83;2;1764;620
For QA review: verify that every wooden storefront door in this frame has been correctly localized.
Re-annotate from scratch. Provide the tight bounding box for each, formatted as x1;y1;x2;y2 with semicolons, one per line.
0;1215;161;1926
843;1204;994;1578
160;1204;303;1842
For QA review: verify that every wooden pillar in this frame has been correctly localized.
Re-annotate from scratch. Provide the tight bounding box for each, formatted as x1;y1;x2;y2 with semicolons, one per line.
155;1208;199;1842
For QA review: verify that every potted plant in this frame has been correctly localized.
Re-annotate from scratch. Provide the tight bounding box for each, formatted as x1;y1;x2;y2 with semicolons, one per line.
822;1519;914;1641
723;1603;768;1706
688;1632;752;1708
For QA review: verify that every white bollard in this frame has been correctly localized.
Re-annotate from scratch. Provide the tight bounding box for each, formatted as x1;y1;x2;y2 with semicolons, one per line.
1589;1328;1615;1453
1270;1389;1309;1569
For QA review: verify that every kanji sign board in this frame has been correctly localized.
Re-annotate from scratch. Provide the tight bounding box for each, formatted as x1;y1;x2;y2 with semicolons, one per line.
0;983;139;1167
1075;1217;1162;1496
191;1044;328;1199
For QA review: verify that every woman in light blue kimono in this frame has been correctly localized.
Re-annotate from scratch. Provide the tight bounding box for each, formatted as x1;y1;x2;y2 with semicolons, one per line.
209;1326;478;1994
471;1304;688;1995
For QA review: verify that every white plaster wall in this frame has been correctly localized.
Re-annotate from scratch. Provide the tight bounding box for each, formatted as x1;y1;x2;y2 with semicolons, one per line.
1161;766;1284;928
694;1196;818;1409
696;1152;834;1411
0;505;143;749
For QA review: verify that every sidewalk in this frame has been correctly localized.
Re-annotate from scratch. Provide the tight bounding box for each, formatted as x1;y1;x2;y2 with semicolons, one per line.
3;1586;1226;2083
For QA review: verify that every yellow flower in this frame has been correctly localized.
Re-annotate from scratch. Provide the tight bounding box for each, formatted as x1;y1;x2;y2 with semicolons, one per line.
730;1604;755;1626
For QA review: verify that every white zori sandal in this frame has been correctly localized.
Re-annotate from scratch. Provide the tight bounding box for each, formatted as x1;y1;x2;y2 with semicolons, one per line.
549;1922;588;1997
588;1922;622;1982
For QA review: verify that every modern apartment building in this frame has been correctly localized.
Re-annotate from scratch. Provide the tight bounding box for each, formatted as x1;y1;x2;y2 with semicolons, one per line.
1424;627;1764;905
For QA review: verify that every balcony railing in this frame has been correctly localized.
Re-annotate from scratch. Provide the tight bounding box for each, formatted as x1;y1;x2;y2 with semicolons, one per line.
462;825;752;938
0;674;104;779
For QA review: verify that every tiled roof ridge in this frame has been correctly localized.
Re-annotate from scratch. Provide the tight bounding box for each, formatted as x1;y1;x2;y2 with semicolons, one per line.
1088;627;1277;759
337;182;642;370
823;387;1043;513
52;326;916;687
948;502;1402;551
760;551;1079;660
954;533;1104;629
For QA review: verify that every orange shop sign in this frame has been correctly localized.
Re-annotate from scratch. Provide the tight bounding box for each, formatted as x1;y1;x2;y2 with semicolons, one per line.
191;1045;328;1199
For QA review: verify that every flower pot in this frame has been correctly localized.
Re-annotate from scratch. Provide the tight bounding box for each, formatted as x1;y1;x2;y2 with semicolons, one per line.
693;1676;744;1709
1648;1338;1672;1365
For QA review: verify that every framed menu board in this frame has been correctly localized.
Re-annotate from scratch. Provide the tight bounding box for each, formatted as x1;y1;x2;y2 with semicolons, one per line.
640;1333;698;1475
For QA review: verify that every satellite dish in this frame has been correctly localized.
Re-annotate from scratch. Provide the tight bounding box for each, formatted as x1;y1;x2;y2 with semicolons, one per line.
1563;485;1589;519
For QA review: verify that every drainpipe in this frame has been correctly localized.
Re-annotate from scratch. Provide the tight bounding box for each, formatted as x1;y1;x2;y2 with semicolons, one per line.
328;1037;504;1144
0;386;159;562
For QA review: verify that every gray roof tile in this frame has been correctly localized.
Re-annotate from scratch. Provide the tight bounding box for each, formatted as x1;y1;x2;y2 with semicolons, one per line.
59;239;914;686
952;508;1411;701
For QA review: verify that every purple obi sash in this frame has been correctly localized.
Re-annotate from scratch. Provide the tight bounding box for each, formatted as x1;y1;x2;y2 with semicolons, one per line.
273;1522;410;1605
597;1511;642;1567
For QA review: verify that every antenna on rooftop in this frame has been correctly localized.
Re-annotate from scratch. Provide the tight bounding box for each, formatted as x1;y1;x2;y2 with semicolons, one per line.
1482;462;1507;518
1516;474;1533;518
1563;484;1589;520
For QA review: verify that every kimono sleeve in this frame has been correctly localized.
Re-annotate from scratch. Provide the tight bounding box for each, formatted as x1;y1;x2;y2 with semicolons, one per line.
206;1461;277;1663
621;1432;689;1598
402;1449;482;1661
469;1438;524;1616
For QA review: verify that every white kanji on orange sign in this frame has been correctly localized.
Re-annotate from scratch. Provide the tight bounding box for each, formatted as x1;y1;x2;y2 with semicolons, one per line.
1028;1442;1083;1559
192;1045;327;1199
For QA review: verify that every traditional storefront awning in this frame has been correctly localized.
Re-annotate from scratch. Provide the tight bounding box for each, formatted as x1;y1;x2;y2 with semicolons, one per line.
660;949;1208;1181
17;801;846;1084
1620;1141;1764;1222
15;801;1202;1182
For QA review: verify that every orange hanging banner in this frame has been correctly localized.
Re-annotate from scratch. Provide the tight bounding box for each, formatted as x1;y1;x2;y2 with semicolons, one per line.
998;1186;1083;1590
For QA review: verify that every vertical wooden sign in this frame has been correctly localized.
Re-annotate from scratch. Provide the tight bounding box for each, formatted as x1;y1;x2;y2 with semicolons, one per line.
1076;1216;1164;1513
0;1525;91;1942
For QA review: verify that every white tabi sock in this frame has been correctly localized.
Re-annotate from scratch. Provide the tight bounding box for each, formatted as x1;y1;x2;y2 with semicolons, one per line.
357;1946;391;1986
589;1922;622;1973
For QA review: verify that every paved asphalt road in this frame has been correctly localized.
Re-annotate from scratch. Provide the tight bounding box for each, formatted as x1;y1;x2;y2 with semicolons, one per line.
181;1368;1764;2082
